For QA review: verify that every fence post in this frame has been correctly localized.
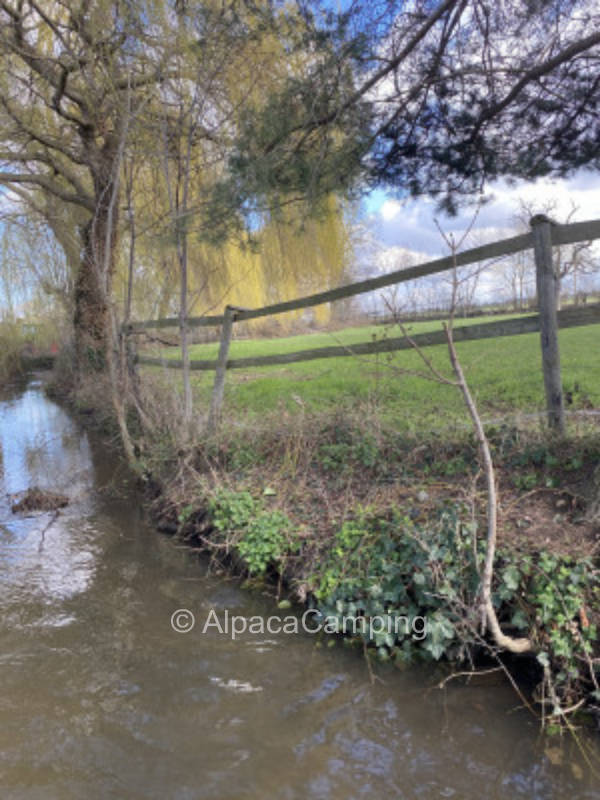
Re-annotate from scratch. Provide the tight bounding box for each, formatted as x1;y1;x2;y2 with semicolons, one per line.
530;214;565;434
207;305;235;432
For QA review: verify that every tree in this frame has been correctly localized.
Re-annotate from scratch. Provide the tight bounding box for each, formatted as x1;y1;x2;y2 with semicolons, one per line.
3;1;599;377
0;2;279;367
0;1;360;374
0;0;165;368
224;1;600;215
514;199;598;309
501;249;534;311
369;0;600;209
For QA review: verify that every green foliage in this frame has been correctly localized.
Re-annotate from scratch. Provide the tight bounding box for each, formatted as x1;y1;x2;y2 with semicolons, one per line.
177;504;195;525
512;472;538;491
318;432;379;473
524;553;598;693
507;437;600;493
237;510;293;575
208;488;297;575
309;505;598;683
209;489;257;532
311;507;480;663
421;450;475;478
438;454;470;478
495;549;599;699
563;381;593;410
228;443;263;471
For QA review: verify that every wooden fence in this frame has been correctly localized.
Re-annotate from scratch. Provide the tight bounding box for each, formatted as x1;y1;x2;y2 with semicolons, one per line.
128;215;600;433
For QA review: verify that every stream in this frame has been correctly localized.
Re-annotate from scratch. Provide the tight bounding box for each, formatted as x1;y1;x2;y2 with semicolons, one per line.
0;378;598;799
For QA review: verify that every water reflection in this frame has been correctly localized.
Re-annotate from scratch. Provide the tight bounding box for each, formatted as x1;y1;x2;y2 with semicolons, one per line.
0;381;97;614
0;381;93;497
0;379;598;800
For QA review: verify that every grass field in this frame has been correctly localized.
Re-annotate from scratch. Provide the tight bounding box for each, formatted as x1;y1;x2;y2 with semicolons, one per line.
141;315;600;430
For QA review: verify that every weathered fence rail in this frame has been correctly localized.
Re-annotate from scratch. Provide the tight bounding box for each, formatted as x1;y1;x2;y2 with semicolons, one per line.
128;215;600;432
128;218;600;332
136;303;600;372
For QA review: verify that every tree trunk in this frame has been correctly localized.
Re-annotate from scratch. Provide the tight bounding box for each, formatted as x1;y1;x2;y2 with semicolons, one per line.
73;155;120;372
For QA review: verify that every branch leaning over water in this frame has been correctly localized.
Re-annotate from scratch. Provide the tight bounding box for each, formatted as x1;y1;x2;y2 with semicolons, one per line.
443;321;532;655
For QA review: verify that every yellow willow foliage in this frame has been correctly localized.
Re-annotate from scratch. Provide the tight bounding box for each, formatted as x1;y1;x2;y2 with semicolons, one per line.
114;195;352;330
191;198;350;329
106;2;353;329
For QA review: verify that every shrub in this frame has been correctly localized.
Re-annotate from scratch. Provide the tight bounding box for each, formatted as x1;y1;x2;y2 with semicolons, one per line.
309;505;599;688
208;488;297;575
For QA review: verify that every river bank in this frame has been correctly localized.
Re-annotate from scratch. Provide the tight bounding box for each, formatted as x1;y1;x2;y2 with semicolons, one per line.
155;415;600;724
51;366;600;731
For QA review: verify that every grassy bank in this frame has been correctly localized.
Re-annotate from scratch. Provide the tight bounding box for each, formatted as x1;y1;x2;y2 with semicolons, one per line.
135;385;600;727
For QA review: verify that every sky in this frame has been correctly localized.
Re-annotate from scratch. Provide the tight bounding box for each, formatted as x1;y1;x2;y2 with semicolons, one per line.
2;166;599;316
361;169;600;266
353;169;600;312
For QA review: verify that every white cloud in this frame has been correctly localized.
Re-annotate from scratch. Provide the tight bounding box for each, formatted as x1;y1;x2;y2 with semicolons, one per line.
364;169;600;261
356;169;600;310
379;199;402;221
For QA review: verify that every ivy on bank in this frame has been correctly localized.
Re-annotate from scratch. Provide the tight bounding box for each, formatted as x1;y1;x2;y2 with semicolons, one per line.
204;489;599;703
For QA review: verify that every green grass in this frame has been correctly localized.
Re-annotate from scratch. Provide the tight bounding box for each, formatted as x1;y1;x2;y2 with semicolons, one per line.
141;315;600;430
152;314;524;361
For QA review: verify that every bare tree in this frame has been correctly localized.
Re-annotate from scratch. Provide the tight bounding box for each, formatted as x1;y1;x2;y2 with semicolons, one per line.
515;199;597;309
501;249;534;311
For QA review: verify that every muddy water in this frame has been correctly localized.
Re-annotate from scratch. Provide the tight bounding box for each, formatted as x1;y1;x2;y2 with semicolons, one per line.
0;379;598;800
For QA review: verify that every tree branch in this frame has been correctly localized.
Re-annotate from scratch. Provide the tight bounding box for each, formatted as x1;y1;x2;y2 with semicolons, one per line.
0;170;94;211
264;0;463;152
444;323;532;654
468;30;600;140
0;93;87;165
0;147;92;204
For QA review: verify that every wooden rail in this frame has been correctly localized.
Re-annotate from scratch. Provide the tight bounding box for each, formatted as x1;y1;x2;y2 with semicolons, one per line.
136;304;600;371
129;216;600;431
128;218;600;332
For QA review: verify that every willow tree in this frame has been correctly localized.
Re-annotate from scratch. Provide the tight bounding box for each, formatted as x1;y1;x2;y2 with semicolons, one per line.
0;0;167;368
0;2;272;369
0;0;365;371
3;1;598;377
118;192;353;329
110;2;361;331
0;2;165;344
